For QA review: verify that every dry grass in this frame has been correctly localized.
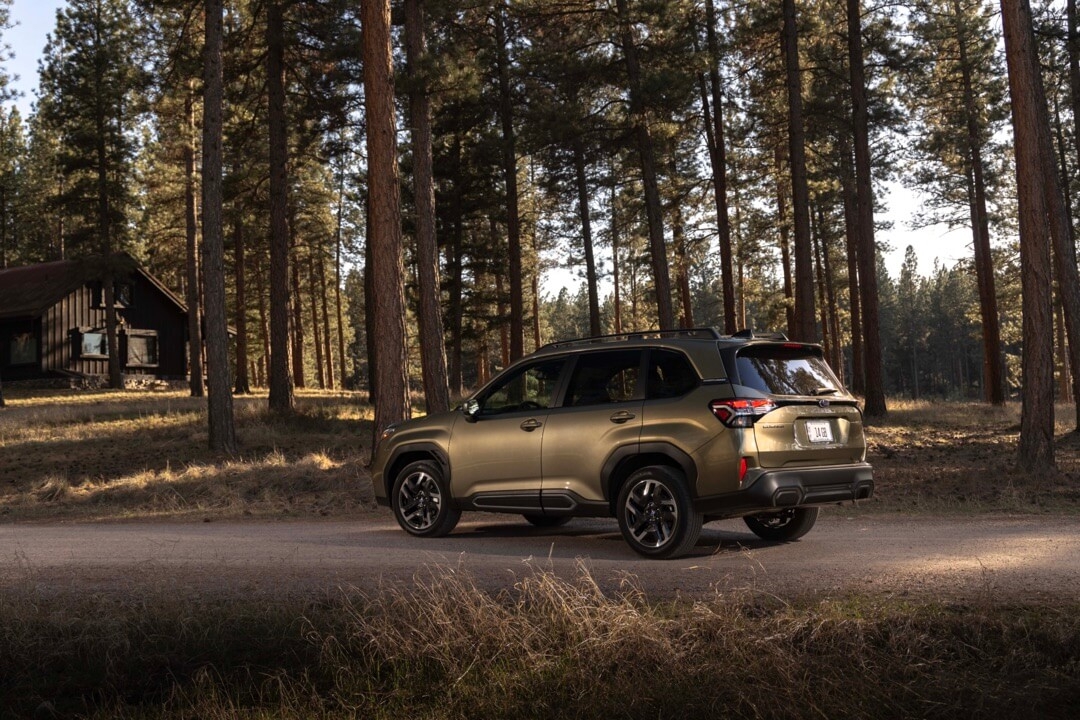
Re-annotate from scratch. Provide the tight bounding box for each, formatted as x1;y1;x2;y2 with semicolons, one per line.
1;565;1077;719
863;400;1080;513
2;391;1079;520
0;389;377;520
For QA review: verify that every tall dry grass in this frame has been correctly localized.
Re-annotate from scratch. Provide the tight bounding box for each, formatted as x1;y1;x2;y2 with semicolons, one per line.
0;389;376;520
2;566;1077;719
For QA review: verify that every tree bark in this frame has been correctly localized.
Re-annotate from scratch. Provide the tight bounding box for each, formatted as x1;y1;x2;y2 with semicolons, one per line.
847;0;886;417
318;240;335;390
494;3;525;359
774;144;795;337
184;89;204;397
1001;0;1056;469
363;0;411;441
703;0;736;334
202;0;237;452
953;0;1005;405
838;137;864;394
782;0;817;343
615;0;673;330
1069;0;1080;186
267;1;294;412
309;254;325;389
573;137;601;336
291;254;305;388
447;134;464;398
233;219;251;395
406;0;450;412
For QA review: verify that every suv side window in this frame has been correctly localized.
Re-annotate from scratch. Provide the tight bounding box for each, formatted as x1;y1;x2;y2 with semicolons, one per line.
480;358;566;415
646;349;699;399
564;349;642;406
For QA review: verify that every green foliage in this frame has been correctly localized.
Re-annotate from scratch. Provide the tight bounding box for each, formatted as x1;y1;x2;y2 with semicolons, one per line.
37;0;149;257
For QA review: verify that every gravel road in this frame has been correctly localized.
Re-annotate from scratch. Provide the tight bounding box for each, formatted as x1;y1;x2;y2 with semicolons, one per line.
2;512;1078;602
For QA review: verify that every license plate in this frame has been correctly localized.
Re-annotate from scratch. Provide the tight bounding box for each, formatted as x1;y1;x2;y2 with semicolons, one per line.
805;420;834;444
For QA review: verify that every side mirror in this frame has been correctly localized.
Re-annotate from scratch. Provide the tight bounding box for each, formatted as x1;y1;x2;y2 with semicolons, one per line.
462;399;480;422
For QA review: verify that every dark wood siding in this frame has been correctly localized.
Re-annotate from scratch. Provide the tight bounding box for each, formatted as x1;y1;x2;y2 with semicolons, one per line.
10;272;188;380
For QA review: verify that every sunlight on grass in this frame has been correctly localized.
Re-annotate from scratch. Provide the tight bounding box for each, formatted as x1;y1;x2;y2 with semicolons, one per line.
0;390;376;520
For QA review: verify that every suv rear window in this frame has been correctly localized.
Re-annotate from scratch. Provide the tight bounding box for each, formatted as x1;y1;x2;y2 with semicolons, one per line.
735;345;840;396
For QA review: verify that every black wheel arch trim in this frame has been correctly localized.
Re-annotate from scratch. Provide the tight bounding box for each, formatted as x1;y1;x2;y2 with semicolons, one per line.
383;442;451;497
601;441;698;502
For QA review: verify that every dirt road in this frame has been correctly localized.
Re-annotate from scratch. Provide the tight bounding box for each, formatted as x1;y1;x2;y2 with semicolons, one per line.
2;512;1078;602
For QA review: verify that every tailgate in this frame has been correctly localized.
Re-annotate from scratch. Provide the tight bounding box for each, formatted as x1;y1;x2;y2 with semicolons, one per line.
753;403;865;468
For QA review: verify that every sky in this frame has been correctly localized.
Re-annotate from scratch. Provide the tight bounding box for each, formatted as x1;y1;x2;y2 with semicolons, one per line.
3;0;974;288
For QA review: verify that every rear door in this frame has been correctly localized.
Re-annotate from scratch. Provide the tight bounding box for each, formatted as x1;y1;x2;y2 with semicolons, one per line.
731;344;866;468
540;349;645;507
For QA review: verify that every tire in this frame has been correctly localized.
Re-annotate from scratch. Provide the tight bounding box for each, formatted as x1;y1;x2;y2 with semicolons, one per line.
391;460;460;538
743;507;819;542
616;465;703;559
523;514;571;528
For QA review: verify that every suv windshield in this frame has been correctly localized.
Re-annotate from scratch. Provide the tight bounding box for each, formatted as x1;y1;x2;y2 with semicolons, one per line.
735;345;840;396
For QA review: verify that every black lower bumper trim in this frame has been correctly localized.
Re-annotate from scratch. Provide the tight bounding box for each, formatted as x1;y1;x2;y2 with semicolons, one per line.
694;463;874;517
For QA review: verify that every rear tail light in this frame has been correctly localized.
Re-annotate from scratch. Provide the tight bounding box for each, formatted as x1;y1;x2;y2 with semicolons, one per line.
709;398;776;427
738;457;749;483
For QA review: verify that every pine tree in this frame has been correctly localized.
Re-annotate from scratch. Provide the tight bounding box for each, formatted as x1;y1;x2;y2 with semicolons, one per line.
38;0;148;388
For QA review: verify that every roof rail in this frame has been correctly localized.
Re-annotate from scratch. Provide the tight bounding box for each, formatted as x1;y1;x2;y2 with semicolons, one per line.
544;327;723;350
730;328;790;341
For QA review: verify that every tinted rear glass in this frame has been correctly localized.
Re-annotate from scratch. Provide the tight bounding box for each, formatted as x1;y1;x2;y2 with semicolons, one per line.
735;345;840;396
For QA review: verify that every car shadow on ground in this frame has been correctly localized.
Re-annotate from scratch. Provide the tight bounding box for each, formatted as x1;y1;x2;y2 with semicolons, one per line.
356;516;787;561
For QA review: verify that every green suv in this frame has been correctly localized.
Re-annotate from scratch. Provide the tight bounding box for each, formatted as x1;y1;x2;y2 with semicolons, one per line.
371;328;873;559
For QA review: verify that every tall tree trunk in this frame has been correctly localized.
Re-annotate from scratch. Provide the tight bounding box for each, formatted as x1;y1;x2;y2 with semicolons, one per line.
781;0;816;343
202;0;237;453
820;221;844;382
233;219;251;395
184;89;204;397
363;0;411;441
774;145;795;336
615;0;674;330
954;0;1005;405
703;0;736;333
267;1;294;412
334;178;347;388
447;134;464;398
1001;0;1056;469
96;100;122;389
847;0;886;417
839;137;864;394
812;207;831;361
673;204;694;328
1069;0;1080;186
573;138;601;336
406;0;450;412
309;254;325;389
318;241;335;390
291;256;305;388
494;3;525;359
611;171;623;335
254;252;271;382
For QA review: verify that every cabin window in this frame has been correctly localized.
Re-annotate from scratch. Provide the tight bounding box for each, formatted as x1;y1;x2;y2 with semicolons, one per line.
125;332;159;367
91;281;134;308
9;332;37;365
80;332;109;358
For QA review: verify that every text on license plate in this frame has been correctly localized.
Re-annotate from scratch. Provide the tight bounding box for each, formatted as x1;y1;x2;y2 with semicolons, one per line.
805;420;834;443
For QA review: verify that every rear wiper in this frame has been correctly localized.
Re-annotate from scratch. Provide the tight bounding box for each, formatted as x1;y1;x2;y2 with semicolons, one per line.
811;387;838;396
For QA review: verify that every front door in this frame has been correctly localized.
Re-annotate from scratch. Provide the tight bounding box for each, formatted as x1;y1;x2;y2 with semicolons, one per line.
448;357;568;512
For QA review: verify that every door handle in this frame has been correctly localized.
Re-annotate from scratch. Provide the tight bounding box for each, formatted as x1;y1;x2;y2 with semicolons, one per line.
609;411;636;424
520;418;542;431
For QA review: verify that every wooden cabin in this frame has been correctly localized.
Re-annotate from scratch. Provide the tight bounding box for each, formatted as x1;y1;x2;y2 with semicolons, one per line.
0;256;190;384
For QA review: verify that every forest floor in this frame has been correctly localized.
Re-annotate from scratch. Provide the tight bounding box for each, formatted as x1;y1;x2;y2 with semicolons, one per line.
0;389;1078;521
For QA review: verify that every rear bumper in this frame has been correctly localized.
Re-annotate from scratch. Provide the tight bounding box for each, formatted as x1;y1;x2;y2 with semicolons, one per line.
693;462;874;516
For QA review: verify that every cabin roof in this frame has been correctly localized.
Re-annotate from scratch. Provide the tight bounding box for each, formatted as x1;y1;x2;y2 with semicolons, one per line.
0;256;187;321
